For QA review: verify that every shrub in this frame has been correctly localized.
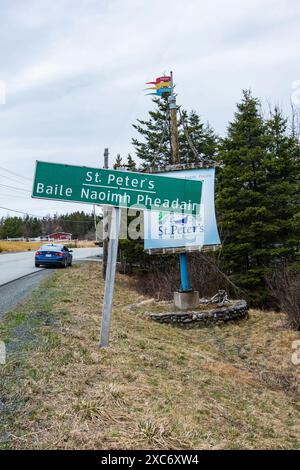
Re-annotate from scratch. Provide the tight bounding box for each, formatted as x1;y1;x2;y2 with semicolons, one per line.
267;265;300;330
133;252;244;301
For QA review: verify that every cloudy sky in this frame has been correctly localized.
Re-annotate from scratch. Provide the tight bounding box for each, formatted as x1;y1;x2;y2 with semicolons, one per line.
0;0;299;218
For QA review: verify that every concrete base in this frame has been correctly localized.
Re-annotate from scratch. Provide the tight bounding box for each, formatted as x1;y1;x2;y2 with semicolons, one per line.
174;291;199;310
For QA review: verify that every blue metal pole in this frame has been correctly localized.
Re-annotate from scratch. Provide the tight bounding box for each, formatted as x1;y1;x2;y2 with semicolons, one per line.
180;253;192;292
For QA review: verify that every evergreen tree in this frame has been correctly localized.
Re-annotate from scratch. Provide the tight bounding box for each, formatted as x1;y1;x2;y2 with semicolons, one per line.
58;211;95;239
217;90;272;305
132;97;218;167
126;153;137;170
217;91;300;305
113;154;123;169
265;107;300;262
29;217;42;237
0;216;23;238
179;109;218;165
22;216;42;237
132;97;171;167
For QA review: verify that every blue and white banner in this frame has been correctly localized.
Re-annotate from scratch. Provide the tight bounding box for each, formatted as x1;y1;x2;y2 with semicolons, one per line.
144;168;220;251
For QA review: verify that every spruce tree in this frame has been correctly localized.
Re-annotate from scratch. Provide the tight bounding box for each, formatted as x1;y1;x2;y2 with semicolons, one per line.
217;90;272;305
126;153;137;170
132;98;218;167
113;154;123;169
265;107;300;262
132;97;171;167
179;109;218;165
1;216;23;238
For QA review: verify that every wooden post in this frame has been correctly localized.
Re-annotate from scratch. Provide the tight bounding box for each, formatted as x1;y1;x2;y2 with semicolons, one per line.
169;71;179;163
168;71;192;291
100;206;121;348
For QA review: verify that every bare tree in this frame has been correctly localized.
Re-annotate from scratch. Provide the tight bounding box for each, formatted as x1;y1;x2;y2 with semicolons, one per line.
267;264;300;330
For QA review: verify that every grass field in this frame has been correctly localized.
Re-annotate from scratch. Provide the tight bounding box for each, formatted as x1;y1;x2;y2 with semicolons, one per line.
0;241;41;253
0;240;97;253
0;262;299;450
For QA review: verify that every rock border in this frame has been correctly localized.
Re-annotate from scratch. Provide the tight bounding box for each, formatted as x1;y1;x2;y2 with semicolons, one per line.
145;299;248;327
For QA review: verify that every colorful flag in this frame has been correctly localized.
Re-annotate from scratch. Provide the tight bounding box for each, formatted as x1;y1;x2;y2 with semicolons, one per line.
145;75;172;96
146;88;172;96
146;76;171;85
145;81;171;91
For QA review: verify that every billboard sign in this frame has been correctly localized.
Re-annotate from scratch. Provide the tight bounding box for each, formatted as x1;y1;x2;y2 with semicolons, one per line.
144;168;220;252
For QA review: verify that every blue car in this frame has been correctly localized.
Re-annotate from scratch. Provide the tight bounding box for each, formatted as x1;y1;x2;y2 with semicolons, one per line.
35;244;73;268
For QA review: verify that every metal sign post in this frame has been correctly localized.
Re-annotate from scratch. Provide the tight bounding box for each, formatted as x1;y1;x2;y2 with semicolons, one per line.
100;206;121;348
102;147;109;279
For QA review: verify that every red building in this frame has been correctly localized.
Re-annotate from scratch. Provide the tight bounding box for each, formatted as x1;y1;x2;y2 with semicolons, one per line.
47;232;72;241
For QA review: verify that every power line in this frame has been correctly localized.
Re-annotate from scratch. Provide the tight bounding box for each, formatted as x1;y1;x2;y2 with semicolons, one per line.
0;173;31;188
0;193;32;200
0;183;31;194
0;206;44;218
0;165;32;182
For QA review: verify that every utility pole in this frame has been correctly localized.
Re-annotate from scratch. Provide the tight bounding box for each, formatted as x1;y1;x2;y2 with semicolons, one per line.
102;147;109;279
168;71;192;294
169;71;179;163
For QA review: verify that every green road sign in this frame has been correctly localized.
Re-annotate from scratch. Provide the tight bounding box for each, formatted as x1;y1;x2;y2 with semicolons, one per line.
32;161;202;214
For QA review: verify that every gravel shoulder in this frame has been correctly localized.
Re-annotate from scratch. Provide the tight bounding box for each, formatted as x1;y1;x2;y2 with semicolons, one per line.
0;270;54;320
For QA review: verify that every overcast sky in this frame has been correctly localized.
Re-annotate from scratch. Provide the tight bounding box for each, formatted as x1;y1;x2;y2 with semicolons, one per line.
0;0;299;218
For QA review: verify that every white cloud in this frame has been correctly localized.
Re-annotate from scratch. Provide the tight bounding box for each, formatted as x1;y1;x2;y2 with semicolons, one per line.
1;0;300;216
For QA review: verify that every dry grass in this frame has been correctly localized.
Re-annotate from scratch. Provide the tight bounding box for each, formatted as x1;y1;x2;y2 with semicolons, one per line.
64;240;98;248
0;240;96;253
0;241;41;252
0;263;299;450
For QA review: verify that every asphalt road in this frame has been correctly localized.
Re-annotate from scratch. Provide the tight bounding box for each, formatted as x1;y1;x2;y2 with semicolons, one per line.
0;247;102;319
0;247;102;286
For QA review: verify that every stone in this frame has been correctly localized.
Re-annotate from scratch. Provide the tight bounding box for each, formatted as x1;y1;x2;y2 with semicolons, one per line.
145;299;248;328
174;291;199;310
